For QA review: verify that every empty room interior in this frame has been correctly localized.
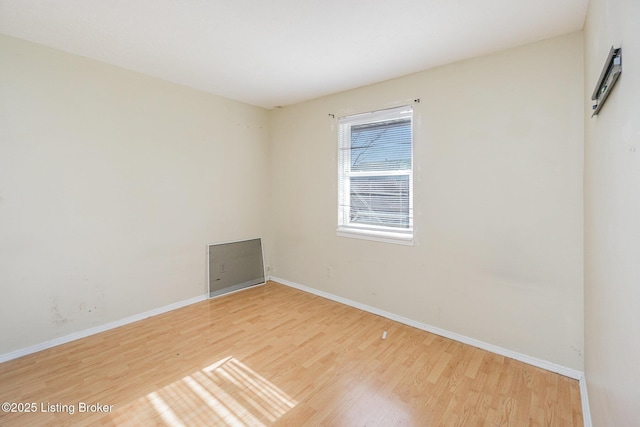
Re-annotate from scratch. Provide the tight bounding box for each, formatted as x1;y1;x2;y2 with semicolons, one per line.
0;0;638;426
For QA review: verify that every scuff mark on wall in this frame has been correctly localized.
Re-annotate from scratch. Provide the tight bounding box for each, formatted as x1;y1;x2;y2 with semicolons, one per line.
49;296;71;326
48;281;108;327
570;345;583;358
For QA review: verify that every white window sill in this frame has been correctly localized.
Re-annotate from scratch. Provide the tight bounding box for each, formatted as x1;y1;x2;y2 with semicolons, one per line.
336;228;414;246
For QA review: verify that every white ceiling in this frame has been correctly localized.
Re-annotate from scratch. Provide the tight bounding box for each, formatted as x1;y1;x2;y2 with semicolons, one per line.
0;0;588;109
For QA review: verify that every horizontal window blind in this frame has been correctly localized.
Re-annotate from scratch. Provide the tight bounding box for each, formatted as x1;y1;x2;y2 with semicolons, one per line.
338;106;413;240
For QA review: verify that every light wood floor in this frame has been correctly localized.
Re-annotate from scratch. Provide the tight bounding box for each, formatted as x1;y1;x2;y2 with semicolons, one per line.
0;281;583;426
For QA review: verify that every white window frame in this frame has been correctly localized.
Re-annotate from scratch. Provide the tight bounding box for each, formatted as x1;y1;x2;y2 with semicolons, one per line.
337;105;414;245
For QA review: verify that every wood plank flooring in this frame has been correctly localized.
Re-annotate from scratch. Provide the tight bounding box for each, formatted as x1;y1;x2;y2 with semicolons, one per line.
0;281;583;426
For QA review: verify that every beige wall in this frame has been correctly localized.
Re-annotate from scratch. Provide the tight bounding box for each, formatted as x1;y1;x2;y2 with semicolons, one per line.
1;30;588;375
269;32;585;370
584;0;640;425
0;35;270;354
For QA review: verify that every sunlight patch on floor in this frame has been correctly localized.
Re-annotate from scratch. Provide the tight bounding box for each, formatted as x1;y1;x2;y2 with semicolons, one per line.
108;356;297;426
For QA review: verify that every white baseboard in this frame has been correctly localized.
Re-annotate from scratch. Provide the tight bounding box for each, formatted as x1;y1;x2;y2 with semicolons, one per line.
579;375;593;427
271;276;593;425
270;276;583;380
0;294;207;364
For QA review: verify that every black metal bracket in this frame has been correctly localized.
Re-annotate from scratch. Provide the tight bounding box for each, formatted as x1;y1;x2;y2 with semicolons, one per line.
591;46;622;117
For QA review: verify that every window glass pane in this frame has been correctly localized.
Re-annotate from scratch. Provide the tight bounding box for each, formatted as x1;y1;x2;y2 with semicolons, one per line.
350;175;410;228
351;119;411;172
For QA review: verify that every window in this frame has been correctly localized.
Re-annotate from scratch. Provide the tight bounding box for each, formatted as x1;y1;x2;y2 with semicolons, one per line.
337;105;413;244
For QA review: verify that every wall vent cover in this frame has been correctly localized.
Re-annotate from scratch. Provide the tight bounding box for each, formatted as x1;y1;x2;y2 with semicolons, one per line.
208;238;265;298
